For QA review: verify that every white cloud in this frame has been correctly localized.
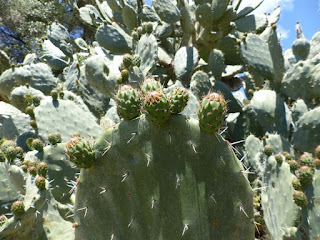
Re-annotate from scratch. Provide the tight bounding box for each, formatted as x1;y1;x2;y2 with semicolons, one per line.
277;24;290;40
238;0;294;14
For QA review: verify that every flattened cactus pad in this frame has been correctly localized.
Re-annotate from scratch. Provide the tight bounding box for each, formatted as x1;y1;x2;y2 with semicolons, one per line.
74;115;254;240
152;0;181;24
240;34;274;80
96;24;132;53
174;47;199;81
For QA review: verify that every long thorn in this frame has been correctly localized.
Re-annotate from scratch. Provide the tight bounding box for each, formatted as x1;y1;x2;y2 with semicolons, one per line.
254;221;261;235
128;218;134;227
176;176;181;189
121;173;128;182
220;156;226;165
230;139;246;146
210;193;217;203
182;224;189;236
127;133;136;143
220;127;228;135
240;206;249;218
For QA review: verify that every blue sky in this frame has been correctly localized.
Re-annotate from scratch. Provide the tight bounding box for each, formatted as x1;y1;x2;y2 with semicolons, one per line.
145;0;320;51
242;0;320;51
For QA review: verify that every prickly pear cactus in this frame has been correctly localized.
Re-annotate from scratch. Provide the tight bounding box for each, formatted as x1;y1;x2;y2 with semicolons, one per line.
74;115;254;239
1;0;320;238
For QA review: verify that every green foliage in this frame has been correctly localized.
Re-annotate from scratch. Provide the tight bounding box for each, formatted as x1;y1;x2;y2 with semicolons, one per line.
0;0;71;62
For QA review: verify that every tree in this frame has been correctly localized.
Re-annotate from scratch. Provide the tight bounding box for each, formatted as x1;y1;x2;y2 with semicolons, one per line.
0;0;95;63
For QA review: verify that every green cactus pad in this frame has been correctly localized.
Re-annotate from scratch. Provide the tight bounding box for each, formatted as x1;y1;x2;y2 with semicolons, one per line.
190;71;212;100
136;34;158;76
292;38;310;61
40;54;69;70
174;47;199;81
208;49;225;81
10;86;44;112
303;168;320;238
309;30;320;59
240;33;274;80
96;24;133;53
196;4;213;29
85;55;116;97
1;175;75;239
122;4;137;32
260;26;284;84
152;0;181;24
47;22;72;57
244;135;264;173
292;107;320;152
0;102;34;140
281;57;320;100
211;0;229;21
33;97;101;142
0;63;58;100
291;99;308;124
250;90;292;137
219;35;242;65
261;157;300;239
74;115;254;239
140;5;161;23
234;14;268;33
